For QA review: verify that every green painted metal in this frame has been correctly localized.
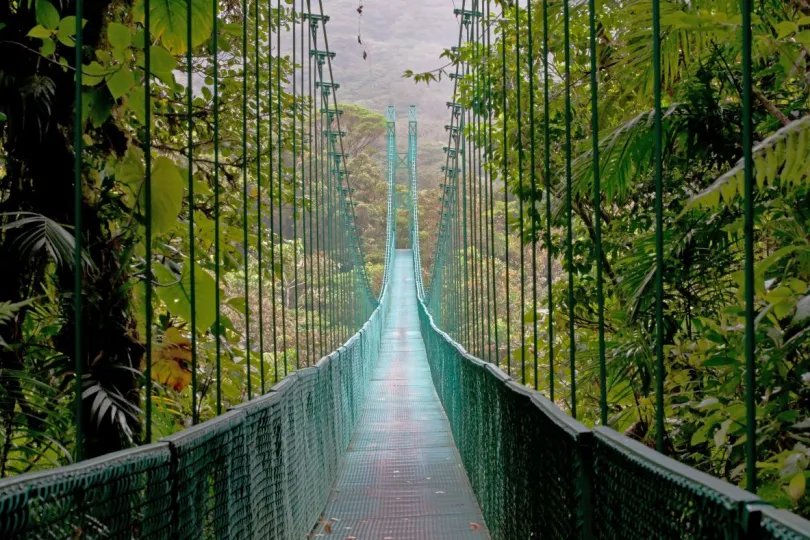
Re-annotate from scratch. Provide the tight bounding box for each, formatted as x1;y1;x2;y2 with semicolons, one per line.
256;0;265;390
741;0;757;494
652;0;665;453
293;5;301;370
8;0;810;536
313;250;489;539
563;0;576;419
189;0;199;416
213;0;222;413
143;0;153;444
412;60;810;537
542;0;554;403
408;106;418;242
588;0;606;428
500;8;511;377
416;0;810;538
72;0;84;462
241;0;251;400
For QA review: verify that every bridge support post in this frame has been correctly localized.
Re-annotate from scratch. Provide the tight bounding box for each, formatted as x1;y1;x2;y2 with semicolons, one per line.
408;105;418;250
386;106;397;252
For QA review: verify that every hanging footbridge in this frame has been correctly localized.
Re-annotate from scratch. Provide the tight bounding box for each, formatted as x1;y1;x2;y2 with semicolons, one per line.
2;0;810;538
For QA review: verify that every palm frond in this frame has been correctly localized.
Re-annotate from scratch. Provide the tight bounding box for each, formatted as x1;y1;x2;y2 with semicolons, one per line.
0;298;35;327
568;103;685;207
684;115;810;211
0;212;94;270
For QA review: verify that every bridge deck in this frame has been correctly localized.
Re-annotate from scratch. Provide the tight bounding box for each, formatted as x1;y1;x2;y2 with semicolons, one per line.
312;250;489;539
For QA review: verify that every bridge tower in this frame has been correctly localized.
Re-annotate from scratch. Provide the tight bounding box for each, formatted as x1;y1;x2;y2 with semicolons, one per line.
407;106;418;250
386;106;397;247
386;105;418;248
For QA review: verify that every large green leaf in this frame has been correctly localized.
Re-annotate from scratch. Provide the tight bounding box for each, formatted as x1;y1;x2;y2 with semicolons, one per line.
117;152;183;234
106;67;134;100
149;45;177;86
148;157;184;235
35;0;59;30
107;22;131;49
144;0;213;55
82;62;106;86
117;145;145;193
27;25;51;38
81;89;111;127
154;263;218;332
685;116;810;212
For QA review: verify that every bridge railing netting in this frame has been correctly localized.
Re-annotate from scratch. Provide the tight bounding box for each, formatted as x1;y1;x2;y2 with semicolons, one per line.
0;266;393;539
413;260;810;540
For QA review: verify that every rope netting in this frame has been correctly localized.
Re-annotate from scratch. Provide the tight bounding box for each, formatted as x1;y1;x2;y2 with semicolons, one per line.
0;313;388;538
0;0;399;533
0;177;394;538
414;0;810;538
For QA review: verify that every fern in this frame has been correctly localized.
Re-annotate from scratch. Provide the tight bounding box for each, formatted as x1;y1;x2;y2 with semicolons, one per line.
570;103;684;205
684;115;810;211
617;0;748;99
0;212;93;270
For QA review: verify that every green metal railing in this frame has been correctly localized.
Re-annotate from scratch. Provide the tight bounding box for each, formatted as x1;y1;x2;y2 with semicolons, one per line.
0;115;395;539
0;0;398;535
413;112;810;540
418;0;810;538
4;0;810;535
78;0;373;450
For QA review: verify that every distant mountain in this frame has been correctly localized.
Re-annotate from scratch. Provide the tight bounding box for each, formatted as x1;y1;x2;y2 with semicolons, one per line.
322;0;459;188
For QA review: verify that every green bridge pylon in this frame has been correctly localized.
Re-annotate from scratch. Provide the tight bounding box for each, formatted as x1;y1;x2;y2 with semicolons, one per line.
386;104;418;243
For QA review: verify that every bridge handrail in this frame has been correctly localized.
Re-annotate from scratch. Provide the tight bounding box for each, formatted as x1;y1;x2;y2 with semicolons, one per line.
410;193;810;540
413;265;810;538
0;145;398;539
0;285;391;538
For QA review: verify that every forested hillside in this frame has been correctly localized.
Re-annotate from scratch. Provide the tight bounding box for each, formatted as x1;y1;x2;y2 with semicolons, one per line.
321;0;458;187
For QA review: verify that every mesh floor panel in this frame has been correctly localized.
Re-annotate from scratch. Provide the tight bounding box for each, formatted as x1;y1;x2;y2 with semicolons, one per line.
312;251;490;539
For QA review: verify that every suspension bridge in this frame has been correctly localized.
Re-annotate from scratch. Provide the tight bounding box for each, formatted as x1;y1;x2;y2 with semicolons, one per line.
1;0;810;537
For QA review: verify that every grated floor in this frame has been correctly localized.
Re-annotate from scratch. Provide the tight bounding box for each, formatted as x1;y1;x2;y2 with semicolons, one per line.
311;250;489;539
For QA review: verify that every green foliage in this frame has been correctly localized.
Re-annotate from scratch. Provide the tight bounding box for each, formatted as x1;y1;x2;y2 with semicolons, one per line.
688;116;810;211
154;263;219;332
413;0;810;516
0;0;342;470
136;0;214;55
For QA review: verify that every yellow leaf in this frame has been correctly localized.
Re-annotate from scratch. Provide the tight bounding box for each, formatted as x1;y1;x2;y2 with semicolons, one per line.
789;472;806;501
144;326;193;391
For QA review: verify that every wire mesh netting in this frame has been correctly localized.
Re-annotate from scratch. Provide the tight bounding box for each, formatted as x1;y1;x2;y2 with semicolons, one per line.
412;204;810;540
0;445;174;538
591;427;760;540
416;266;810;540
417;301;590;540
757;507;810;540
0;124;397;537
0;295;389;540
165;410;249;539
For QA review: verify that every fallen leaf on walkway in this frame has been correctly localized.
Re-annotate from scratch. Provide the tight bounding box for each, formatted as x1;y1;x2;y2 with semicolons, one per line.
470;522;482;530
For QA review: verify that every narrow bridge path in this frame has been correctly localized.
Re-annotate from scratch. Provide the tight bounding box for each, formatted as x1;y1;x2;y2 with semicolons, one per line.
313;250;489;539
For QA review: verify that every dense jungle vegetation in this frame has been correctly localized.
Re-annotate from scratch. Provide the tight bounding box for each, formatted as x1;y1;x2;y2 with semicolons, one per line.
410;0;810;515
4;0;810;522
0;0;399;476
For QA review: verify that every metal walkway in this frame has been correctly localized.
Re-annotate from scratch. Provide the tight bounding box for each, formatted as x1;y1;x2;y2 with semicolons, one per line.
312;250;490;539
